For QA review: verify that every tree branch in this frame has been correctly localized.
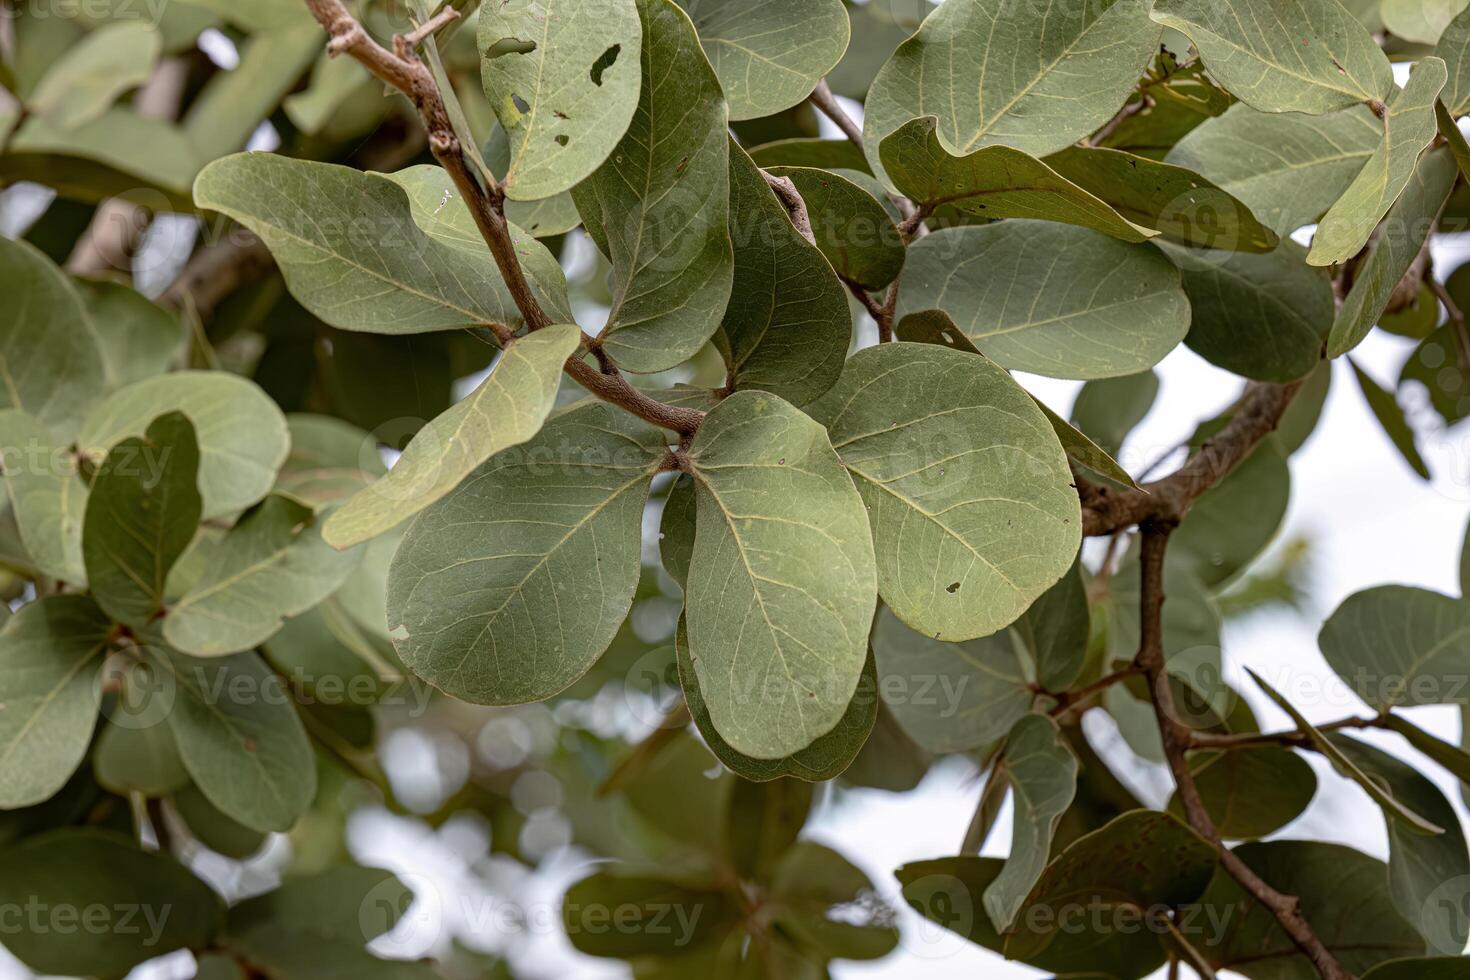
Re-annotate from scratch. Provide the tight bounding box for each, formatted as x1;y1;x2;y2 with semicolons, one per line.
299;0;705;436
809;79;919;224
1134;525;1353;980
1188;715;1388;751
1078;379;1303;536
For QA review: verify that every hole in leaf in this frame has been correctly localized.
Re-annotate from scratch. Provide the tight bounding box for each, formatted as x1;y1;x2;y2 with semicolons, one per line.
555;134;569;146
511;93;530;114
487;36;537;58
946;582;961;594
590;44;621;86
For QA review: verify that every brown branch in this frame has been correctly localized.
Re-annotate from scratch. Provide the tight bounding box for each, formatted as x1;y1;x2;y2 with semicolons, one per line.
1079;379;1303;536
300;0;704;436
1047;663;1144;722
1135;526;1353;980
762;170;816;245
809;79;920;224
1189;715;1388;751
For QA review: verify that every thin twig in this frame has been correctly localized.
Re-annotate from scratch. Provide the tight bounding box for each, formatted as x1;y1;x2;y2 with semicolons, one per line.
1430;277;1470;373
808;78;919;224
1189;715;1388;750
1048;663;1144;722
1135;525;1353;980
762;170;816;245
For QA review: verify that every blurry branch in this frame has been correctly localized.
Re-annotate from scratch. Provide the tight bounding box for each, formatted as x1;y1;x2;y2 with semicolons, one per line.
299;0;705;436
1077;380;1303;536
1133;526;1352;980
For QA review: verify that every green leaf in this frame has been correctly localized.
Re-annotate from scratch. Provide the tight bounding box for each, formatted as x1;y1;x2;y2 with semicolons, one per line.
77;279;185;389
1309;58;1447;267
1070;370;1160;455
275;414;386;507
683;390;877;759
1364;960;1470;980
984;714;1077;933
1199;840;1428;977
1166;747;1316;839
78;371;290;521
725;776;812;880
716;146;851;406
387;401;665;704
194;154;561;336
1384;713;1470;788
1385;0;1470;43
28;21;161;129
0;596;109;808
896;223;1189;380
765;165;906;291
324;325;577;548
878;118;1154;242
94;713;188;797
1045;146;1278;252
809;343;1080;641
1439;4;1470;115
563;871;739;958
660;474;696;589
1351;357;1431;479
749;137;873;174
871;607;1034;753
1169;436;1291;588
1160;240;1333;382
148;645;316;832
676;615;877;782
1246;667;1444;834
0;830;223;977
1150;0;1393;114
181;24;321;162
164;494;362;657
1014;559;1091;692
1332;147;1459;355
227;865;412;944
678;0;849;120
1320;585;1470;711
1165;102;1384;236
0;236;106;438
83;411;202;629
478;0;641;201
1;108;201;207
572;0;733;373
864;0;1159;165
175;0;313;32
482;124;583;238
173;783;267;858
769;842;899;961
1331;734;1470;951
0;409;88;584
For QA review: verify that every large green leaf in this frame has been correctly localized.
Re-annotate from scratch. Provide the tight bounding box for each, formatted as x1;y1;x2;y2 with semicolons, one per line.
896;223;1188;380
1070;370;1160;454
478;0;642;201
194;154;561;335
1363;960;1470;980
1385;0;1470;43
1151;0;1393;114
388;401;665;704
28;21;161;129
1160;240;1333;382
78;371;289;520
149;646;316;832
984;714;1077;932
863;0;1159;166
1166;102;1384;236
765;165;906;291
572;0;732;373
769;841;900;961
275;413;385;507
174;783;267;859
324;324;578;548
675;617;877;782
481;124;583;238
1320;585;1470;710
0;596;110;808
77;279;185;389
1199;840;1427;977
678;0;850;120
1331;147;1459;355
1352;357;1431;478
0;236;106;438
164;494;362;657
1169;436;1291;588
83;411;202;629
1332;735;1470;951
0;409;88;584
878;118;1153;241
1440;4;1470;115
0;830;223;978
94;708;188;797
1308;57;1447;267
870;607;1034;753
715;145;851;407
1167;746;1317;840
683;391;877;759
563;871;739;958
1045;146;1278;252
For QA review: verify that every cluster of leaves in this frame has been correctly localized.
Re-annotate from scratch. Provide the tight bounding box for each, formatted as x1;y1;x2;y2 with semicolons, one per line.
5;0;1470;977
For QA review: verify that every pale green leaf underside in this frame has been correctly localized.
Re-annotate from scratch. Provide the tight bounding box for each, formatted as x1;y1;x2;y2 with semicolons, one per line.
809;343;1080;642
29;21;162;130
897;222;1189;380
324;324;579;548
388;401;665;704
879;118;1154;242
678;0;850;120
78;280;186;390
479;0;642;201
1384;0;1469;44
77;371;289;521
1309;57;1447;267
1151;0;1394;114
573;0;733;373
864;0;1158;170
1320;584;1470;711
164;494;362;657
0;409;88;585
685;391;877;759
1439;3;1470;115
